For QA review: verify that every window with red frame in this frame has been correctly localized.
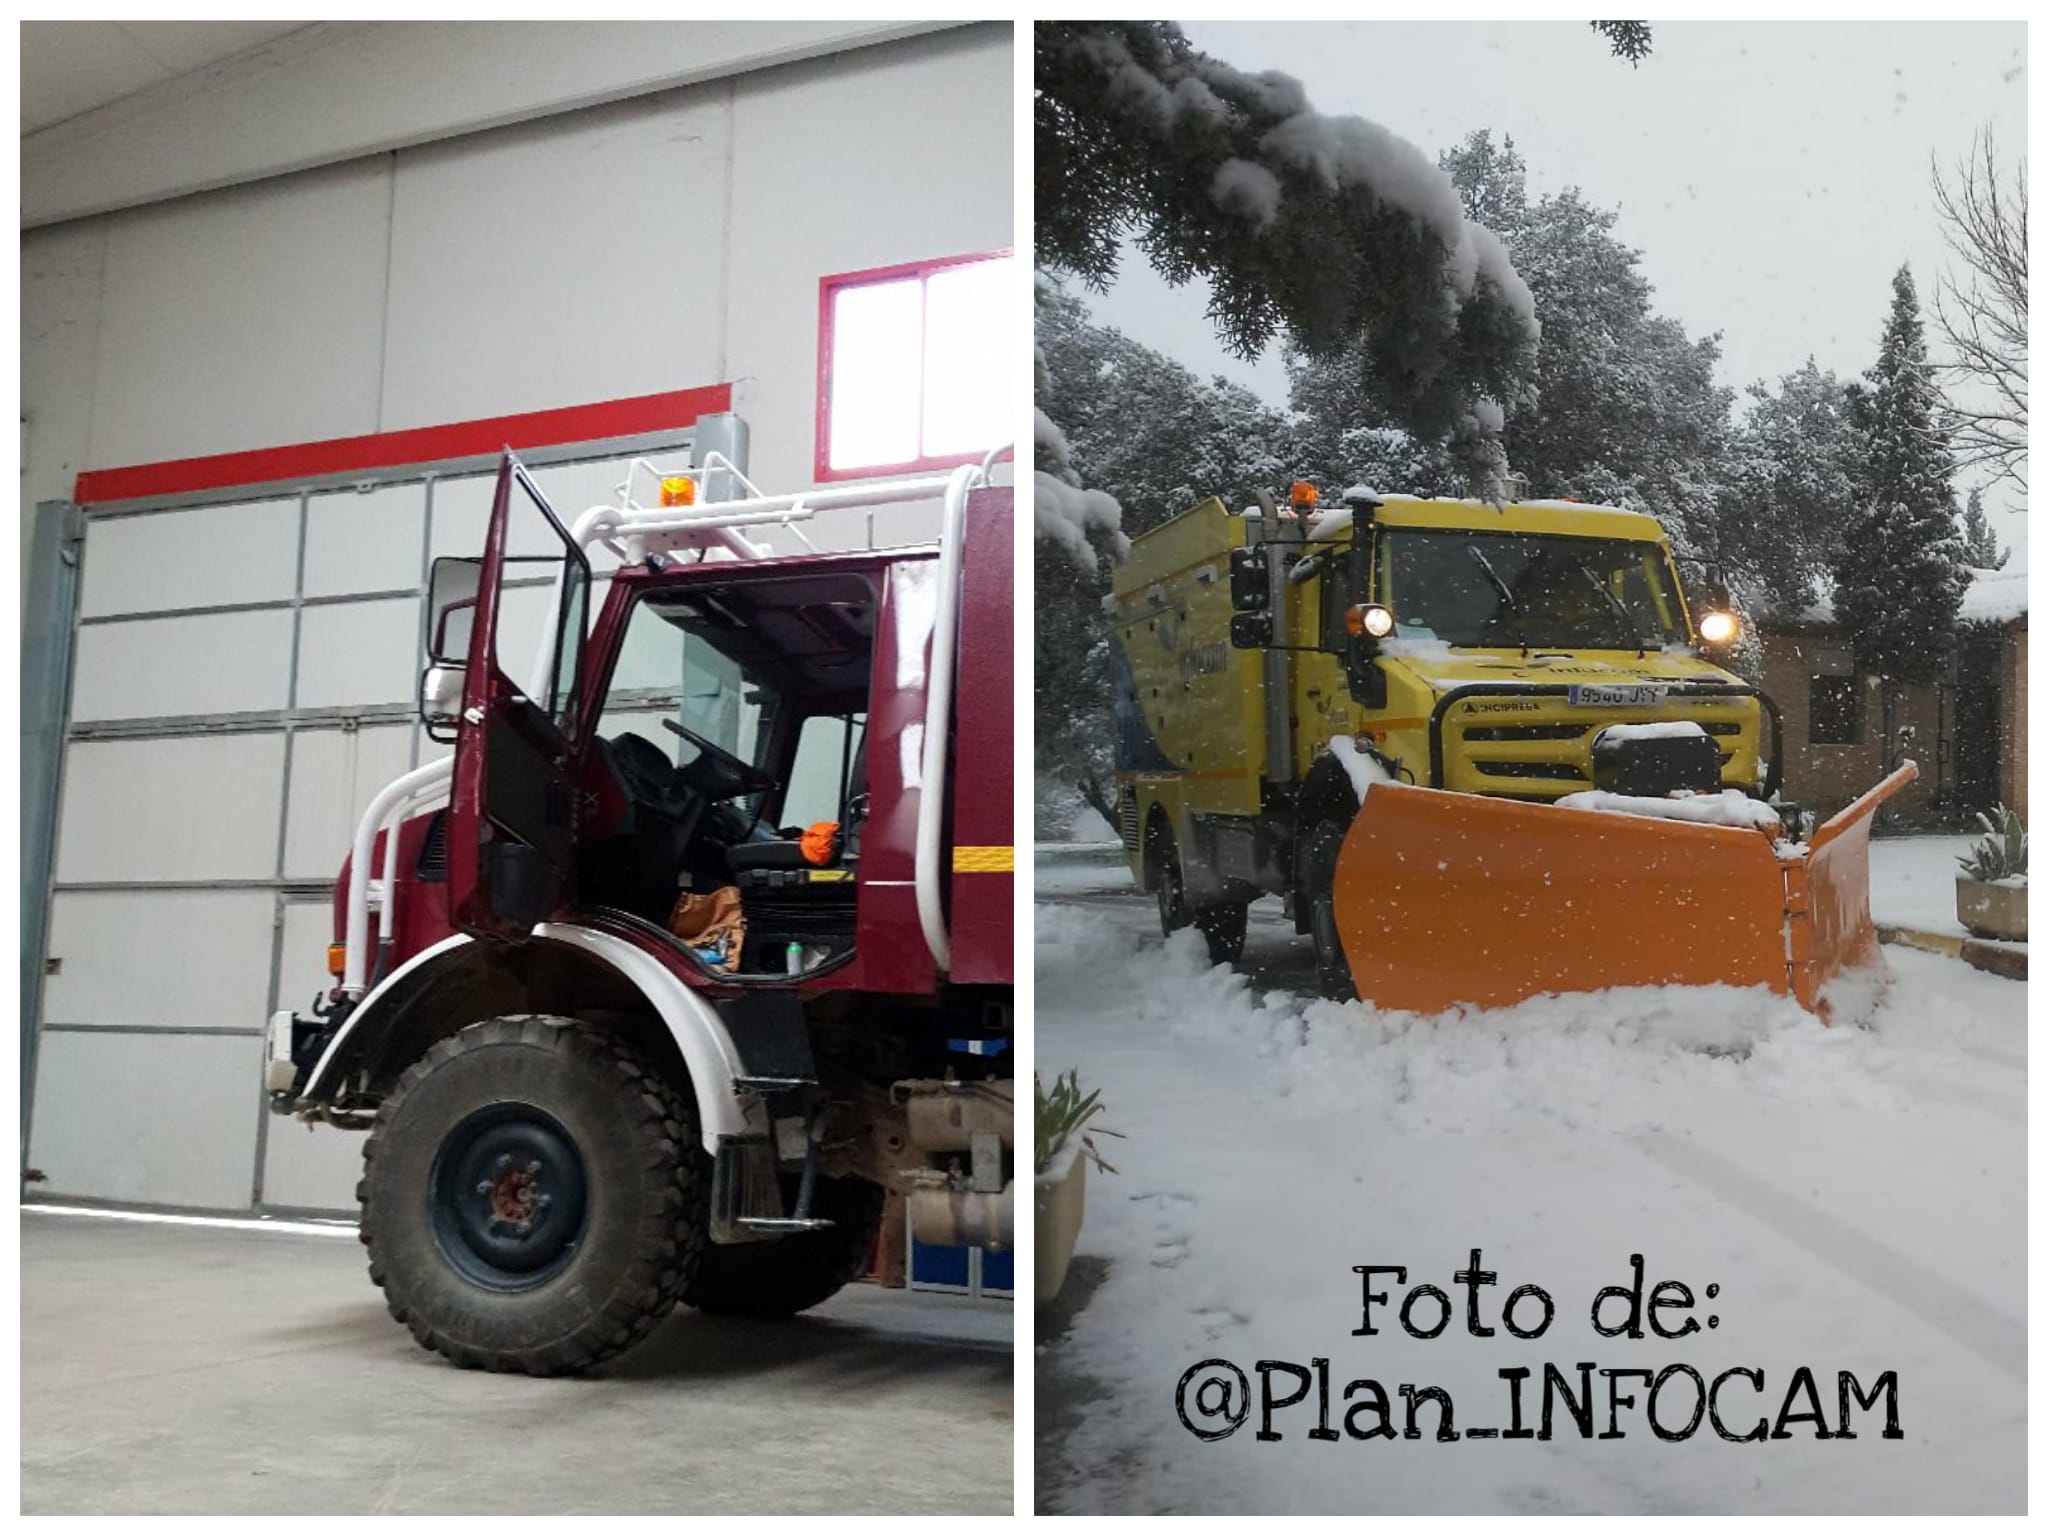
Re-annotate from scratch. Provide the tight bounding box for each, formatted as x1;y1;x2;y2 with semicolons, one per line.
816;249;1012;481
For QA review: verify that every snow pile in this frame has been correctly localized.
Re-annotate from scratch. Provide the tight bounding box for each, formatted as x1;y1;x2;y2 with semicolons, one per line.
1594;720;1708;743
1556;787;1784;831
1285;983;1898;1136
1326;734;1390;801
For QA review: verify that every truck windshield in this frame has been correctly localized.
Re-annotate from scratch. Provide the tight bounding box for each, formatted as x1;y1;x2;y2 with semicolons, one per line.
1376;529;1687;650
605;596;779;768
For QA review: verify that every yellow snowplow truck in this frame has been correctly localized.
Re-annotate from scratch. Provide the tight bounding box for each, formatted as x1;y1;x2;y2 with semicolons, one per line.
1109;484;1914;1014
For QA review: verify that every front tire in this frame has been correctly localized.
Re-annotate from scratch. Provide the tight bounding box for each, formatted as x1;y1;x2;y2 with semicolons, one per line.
360;1015;705;1375
1194;900;1249;966
684;1173;885;1318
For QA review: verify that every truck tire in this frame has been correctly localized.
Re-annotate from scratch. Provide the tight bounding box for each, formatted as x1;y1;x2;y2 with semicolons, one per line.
1304;819;1358;1001
1150;821;1193;938
1194;900;1249;966
359;1014;705;1376
684;1173;885;1318
1151;821;1247;965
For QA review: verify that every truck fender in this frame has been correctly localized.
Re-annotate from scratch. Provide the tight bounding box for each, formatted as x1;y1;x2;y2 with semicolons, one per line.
1294;749;1370;888
299;926;758;1153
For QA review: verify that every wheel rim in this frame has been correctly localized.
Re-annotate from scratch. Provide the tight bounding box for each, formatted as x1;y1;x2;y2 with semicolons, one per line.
428;1103;590;1293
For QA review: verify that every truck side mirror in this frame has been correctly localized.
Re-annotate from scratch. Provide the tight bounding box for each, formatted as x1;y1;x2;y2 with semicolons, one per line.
1343;641;1389;709
1228;546;1269;611
418;664;464;743
1229;612;1273;649
425;556;482;665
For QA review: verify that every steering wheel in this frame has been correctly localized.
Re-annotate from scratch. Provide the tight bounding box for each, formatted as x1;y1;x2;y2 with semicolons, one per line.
661;717;777;799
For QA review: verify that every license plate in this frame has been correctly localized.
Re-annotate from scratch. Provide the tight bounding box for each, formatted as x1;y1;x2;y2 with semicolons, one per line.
1569;683;1666;708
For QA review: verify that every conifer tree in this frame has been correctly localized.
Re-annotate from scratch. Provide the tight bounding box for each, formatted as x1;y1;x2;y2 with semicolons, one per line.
1959;486;2009;570
1830;266;1971;769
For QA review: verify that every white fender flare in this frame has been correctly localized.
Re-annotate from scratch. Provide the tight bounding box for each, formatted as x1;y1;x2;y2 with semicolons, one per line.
299;926;760;1153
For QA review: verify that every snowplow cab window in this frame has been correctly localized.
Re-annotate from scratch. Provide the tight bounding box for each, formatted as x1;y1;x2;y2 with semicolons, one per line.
1318;548;1356;652
1380;530;1686;650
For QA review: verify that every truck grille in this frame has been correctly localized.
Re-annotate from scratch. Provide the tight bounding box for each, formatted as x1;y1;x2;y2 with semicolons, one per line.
1473;761;1587;781
1452;714;1744;794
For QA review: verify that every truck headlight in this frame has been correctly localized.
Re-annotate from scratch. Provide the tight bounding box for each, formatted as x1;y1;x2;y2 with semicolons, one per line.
1697;610;1738;646
1346;603;1396;639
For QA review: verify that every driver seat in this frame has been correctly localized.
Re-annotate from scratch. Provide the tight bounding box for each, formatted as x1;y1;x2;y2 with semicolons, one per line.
724;747;867;879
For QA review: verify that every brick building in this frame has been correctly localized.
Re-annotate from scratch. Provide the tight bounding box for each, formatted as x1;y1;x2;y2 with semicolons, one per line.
1757;568;2026;826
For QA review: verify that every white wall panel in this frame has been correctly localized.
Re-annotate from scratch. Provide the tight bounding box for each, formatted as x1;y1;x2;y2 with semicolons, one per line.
28;1030;264;1210
79;499;301;617
276;901;341;1021
56;733;285;884
429;472;579;563
261;1116;365;1214
44;889;276;1030
71;608;294;722
87;157;391;469
724;26;1012;497
303;483;427;598
379;89;727;431
283;724;417;879
21;221;107;517
295;596;423;709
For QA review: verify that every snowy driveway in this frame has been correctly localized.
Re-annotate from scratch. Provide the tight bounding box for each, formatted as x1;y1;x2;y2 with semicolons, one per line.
1035;849;2024;1514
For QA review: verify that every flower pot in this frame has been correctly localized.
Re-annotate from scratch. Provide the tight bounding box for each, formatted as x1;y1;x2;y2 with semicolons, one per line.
1034;1149;1088;1308
1957;876;2027;942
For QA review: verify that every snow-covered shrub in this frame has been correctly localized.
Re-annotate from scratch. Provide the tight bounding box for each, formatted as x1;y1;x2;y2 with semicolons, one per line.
1035;1070;1121;1179
1958;805;2026;884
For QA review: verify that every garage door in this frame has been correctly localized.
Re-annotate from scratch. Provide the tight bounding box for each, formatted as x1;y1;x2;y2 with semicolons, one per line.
25;394;729;1216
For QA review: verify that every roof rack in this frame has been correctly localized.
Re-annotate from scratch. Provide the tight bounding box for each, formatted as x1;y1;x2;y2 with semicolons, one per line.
572;447;1009;563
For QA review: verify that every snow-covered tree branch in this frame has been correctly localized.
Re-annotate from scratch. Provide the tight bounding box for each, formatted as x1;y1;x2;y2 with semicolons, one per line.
1035;21;1538;491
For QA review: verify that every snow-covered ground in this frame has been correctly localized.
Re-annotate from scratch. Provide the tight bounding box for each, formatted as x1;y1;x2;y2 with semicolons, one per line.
1036;843;2025;1514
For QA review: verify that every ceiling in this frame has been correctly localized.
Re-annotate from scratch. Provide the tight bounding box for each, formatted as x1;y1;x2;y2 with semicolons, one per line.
22;21;314;134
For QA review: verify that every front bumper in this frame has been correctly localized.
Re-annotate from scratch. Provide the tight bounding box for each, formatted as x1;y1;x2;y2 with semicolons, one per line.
265;1008;340;1112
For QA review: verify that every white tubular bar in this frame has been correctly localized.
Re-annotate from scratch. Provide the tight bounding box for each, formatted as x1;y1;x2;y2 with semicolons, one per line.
343;757;455;995
912;463;980;974
373;774;454;958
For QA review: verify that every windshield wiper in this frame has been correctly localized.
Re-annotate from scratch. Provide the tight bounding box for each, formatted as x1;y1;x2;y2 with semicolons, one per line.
1465;543;1527;655
1575;561;1647;657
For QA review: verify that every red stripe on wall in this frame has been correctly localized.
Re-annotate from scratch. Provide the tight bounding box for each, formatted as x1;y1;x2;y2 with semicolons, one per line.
73;383;734;505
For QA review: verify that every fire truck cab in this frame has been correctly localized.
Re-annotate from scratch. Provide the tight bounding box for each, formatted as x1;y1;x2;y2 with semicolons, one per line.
265;442;1013;1375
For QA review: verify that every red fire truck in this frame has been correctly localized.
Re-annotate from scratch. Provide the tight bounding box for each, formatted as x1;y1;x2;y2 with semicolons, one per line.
265;449;1013;1375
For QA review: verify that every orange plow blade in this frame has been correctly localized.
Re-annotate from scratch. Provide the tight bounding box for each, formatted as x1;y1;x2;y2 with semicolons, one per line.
1330;764;1919;1016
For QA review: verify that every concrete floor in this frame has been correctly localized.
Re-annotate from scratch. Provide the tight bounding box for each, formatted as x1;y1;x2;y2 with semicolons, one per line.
22;1209;1012;1515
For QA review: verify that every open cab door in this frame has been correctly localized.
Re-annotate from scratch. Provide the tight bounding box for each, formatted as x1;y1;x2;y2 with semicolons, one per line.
433;454;592;941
